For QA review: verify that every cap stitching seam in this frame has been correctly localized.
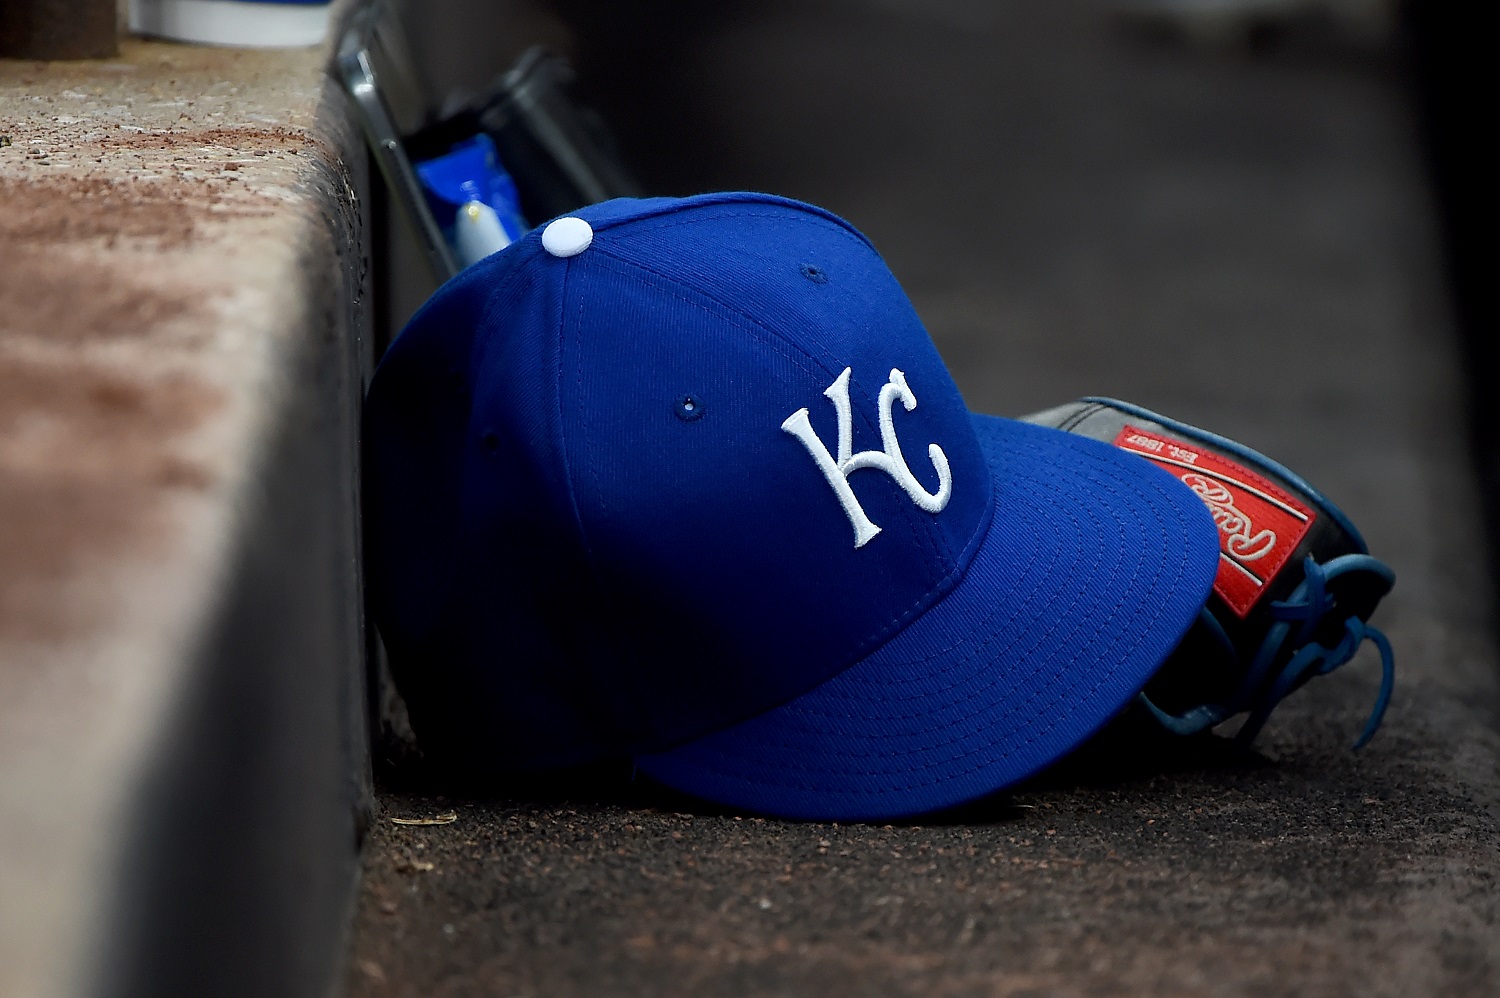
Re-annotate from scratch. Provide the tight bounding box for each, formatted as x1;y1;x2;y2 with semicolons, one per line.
557;251;986;730
586;196;879;255
552;260;656;744
584;248;965;577
591;213;957;566
642;436;1205;794
662;498;1184;792
610;207;880;260
580;252;955;579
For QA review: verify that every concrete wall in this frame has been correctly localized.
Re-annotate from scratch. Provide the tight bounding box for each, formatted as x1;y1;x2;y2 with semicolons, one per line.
0;32;372;998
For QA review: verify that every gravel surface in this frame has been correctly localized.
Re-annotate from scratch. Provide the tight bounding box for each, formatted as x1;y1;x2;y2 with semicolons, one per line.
349;695;1500;997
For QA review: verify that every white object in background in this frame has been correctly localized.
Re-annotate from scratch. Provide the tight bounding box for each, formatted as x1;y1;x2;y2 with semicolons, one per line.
129;0;332;48
454;201;512;268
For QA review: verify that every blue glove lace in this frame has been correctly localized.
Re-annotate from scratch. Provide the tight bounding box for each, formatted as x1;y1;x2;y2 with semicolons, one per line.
1138;553;1396;749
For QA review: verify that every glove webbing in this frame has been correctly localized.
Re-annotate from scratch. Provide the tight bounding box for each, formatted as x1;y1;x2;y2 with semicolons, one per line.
1020;398;1396;748
1138;554;1395;749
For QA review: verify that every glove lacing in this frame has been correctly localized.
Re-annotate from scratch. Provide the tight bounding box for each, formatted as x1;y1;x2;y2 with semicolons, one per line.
1138;553;1396;749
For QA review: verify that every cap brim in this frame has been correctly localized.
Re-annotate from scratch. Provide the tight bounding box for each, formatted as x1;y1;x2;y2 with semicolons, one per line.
633;415;1220;820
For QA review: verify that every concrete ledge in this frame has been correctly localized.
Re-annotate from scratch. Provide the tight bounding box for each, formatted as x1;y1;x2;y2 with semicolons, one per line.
0;35;370;998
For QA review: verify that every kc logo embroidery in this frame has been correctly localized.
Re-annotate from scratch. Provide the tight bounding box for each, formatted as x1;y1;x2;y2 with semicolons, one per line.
782;367;952;548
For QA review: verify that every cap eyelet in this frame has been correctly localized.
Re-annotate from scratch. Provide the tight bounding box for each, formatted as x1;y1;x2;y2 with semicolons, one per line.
674;394;705;422
480;429;500;454
800;263;829;284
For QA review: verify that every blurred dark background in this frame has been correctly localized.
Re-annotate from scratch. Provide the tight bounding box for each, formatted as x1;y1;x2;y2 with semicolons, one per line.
383;0;1488;423
379;0;1493;556
351;3;1499;994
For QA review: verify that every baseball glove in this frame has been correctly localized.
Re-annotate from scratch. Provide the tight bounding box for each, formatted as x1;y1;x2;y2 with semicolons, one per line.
1021;398;1395;748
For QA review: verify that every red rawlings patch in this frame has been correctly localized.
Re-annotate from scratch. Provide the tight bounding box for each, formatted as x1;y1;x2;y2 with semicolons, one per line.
1114;425;1316;617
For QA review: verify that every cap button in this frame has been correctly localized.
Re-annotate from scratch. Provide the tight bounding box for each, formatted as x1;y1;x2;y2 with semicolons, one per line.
541;216;593;258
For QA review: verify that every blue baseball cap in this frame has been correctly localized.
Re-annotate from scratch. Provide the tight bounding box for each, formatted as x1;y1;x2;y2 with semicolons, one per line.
364;192;1220;821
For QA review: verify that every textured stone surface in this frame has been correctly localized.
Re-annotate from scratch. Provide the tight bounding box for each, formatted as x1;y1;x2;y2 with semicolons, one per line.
0;35;370;998
346;1;1500;995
